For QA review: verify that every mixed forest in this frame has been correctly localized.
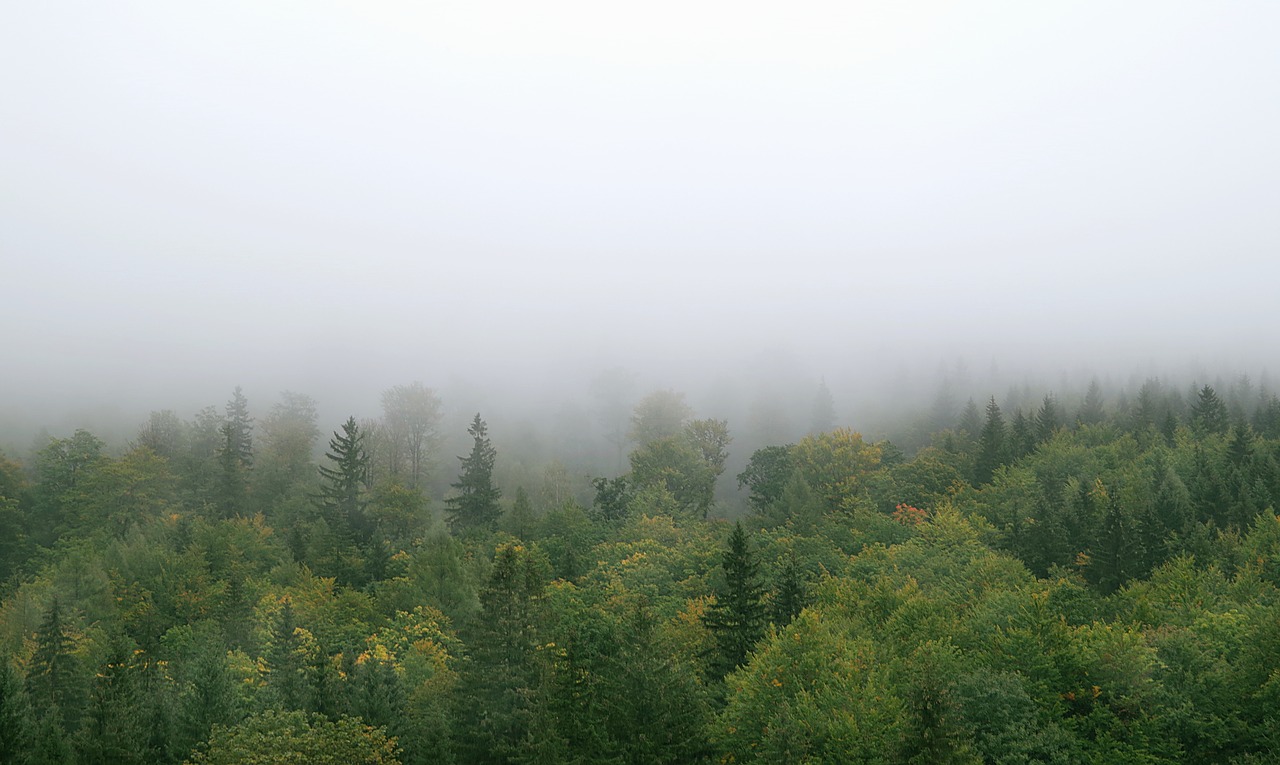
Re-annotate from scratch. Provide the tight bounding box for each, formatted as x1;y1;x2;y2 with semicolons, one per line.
3;375;1280;763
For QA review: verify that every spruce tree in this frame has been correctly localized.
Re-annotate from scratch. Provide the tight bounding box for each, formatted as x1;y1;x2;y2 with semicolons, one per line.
27;598;78;731
216;387;255;517
972;397;1008;486
77;638;151;765
1191;384;1229;435
703;522;766;678
1079;379;1105;426
771;552;807;627
1034;394;1059;443
446;414;501;536
459;542;545;763
317;417;371;544
809;379;836;435
0;654;36;765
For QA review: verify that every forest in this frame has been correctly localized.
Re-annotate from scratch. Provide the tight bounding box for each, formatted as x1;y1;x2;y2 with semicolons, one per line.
2;373;1280;764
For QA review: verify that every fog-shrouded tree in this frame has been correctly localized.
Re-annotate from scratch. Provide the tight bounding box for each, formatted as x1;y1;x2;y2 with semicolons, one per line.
136;409;186;461
1191;384;1230;436
446;414;501;536
809;379;836;435
317;417;371;545
257;391;320;506
380;382;443;491
972;397;1007;486
629;389;693;446
1078;378;1106;425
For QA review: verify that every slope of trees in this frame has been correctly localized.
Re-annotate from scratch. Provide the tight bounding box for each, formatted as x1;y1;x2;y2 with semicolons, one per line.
1;377;1280;762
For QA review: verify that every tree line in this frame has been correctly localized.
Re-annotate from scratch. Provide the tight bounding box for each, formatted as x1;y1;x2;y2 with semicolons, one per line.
2;375;1280;762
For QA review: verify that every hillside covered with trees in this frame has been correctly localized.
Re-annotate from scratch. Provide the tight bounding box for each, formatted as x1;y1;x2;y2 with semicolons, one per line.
3;375;1280;764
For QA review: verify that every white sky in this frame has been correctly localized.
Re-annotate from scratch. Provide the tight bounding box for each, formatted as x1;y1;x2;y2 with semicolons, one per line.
3;1;1279;424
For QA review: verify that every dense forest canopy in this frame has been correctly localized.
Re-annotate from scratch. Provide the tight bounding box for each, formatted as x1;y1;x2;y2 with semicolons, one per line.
3;370;1280;763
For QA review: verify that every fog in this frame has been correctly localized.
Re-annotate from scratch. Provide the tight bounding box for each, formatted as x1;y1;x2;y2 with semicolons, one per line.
3;2;1279;452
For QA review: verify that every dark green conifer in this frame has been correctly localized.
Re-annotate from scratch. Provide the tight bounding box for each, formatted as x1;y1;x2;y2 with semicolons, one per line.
317;417;371;544
703;522;766;678
972;397;1008;486
446;414;501;536
1191;384;1229;435
0;654;36;765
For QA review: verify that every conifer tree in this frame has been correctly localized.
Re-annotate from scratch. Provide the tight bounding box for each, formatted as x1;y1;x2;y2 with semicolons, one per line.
503;486;535;539
809;379;836;435
459;542;545;763
1034;394;1059;443
0;654;36;765
27;598;78;731
1191;384;1229;435
77;638;151;765
958;399;982;442
771;552;807;627
1078;379;1105;426
446;414;501;536
972;397;1008;486
264;599;312;712
318;417;371;544
216;387;255;517
703;522;766;679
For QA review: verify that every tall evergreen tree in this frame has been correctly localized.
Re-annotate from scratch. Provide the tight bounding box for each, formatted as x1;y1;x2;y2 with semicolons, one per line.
0;654;36;765
1034;394;1059;443
1078;379;1105;426
26;598;78;732
225;386;255;464
317;417;371;544
972;397;1008;486
809;379;836;435
702;522;766;679
958;399;982;443
459;542;545;764
446;414;501;536
1191;384;1229;435
215;387;255;517
264;599;312;712
771;552;807;627
77;638;152;765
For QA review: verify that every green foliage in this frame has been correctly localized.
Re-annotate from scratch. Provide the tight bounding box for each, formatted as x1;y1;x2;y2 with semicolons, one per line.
446;414;502;536
0;654;36;765
702;522;766;679
186;710;399;765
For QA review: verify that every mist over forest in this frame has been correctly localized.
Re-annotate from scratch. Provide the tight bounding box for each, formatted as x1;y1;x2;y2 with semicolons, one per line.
4;2;1280;764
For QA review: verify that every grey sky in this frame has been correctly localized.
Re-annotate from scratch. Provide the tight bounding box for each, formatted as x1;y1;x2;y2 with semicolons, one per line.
3;1;1279;431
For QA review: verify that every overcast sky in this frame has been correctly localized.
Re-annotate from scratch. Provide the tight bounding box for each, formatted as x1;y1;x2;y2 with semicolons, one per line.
3;1;1279;430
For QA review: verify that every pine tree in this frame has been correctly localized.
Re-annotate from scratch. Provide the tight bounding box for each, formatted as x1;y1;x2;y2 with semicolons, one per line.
809;379;836;435
1009;409;1033;461
446;414;501;536
1034;394;1059;443
27;599;78;731
958;399;982;443
1078;379;1105;426
0;654;36;765
177;641;239;758
317;417;371;544
703;522;766;679
972;397;1008;486
503;486;535;540
264;599;311;712
771;552;807;627
215;387;254;517
1191;384;1229;435
77;638;151;765
458;542;545;763
225;386;255;464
